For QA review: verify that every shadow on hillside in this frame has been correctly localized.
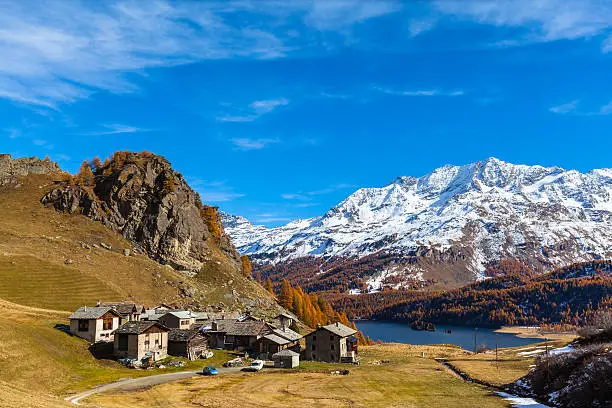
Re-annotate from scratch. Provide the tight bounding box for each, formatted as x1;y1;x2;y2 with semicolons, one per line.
88;341;115;360
54;323;70;334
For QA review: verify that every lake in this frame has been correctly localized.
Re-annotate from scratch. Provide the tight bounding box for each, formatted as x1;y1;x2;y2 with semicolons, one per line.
355;320;544;351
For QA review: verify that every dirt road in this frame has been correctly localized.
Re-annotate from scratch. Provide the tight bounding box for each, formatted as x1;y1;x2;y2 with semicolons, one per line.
65;367;243;405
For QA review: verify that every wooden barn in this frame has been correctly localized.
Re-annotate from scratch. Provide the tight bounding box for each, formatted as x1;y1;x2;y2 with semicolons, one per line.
168;329;208;360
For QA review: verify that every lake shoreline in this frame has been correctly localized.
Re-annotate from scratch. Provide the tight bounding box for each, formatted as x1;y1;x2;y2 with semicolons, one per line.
495;326;577;342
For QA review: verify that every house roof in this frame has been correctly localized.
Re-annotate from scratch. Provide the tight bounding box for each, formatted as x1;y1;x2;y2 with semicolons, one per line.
320;322;357;337
113;321;168;335
262;333;291;345
100;302;137;316
163;311;198;319
273;349;300;357
69;306;121;320
270;327;302;342
275;313;294;320
168;329;201;342
225;320;267;337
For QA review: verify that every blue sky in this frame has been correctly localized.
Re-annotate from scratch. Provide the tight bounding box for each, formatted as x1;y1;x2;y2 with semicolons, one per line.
2;0;612;226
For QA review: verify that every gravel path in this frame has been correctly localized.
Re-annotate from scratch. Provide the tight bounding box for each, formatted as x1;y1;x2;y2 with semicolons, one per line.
65;366;243;405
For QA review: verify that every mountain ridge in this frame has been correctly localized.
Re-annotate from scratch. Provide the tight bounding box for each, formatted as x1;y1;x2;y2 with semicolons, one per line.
223;157;612;289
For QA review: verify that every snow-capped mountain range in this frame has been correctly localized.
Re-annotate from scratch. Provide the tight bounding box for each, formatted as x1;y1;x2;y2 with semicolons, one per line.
222;158;612;286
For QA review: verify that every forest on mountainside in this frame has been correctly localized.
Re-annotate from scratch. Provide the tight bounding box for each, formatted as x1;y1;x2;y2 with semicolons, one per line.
326;260;612;328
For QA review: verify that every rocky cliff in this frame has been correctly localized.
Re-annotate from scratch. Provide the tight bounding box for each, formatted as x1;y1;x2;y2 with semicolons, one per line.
0;154;60;184
41;151;240;273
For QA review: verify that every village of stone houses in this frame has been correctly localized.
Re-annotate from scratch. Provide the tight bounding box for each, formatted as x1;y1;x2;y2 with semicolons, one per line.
68;300;358;371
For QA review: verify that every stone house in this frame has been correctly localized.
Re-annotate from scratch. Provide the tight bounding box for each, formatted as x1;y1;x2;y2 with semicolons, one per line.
158;311;198;329
113;321;169;362
68;306;122;342
100;302;144;324
256;326;302;358
272;349;300;368
168;329;208;360
202;319;268;351
303;322;359;363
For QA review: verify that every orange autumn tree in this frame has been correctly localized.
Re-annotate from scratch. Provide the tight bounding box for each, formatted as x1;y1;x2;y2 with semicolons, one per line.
275;279;374;345
241;255;253;278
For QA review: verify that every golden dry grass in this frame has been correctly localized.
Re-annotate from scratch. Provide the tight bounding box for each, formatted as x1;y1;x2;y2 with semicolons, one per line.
0;173;275;312
88;344;510;408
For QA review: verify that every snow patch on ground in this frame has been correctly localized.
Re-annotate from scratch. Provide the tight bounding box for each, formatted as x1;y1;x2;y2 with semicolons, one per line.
497;392;552;408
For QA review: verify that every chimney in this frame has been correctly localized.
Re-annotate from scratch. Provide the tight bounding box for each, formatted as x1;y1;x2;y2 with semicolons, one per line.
336;322;339;327
96;300;101;307
211;321;218;331
84;306;87;311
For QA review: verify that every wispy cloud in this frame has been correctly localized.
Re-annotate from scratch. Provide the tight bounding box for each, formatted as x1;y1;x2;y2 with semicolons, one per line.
549;99;612;116
282;183;355;201
373;86;465;97
79;124;150;136
252;213;292;224
304;1;401;30
433;0;612;51
230;138;280;151
5;128;20;139
197;191;245;203
217;98;289;122
549;100;579;114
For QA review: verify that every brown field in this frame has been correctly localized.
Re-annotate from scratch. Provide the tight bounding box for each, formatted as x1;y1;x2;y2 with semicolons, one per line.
88;344;513;408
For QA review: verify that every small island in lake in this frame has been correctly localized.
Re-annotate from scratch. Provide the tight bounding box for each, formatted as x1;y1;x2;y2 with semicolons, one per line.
411;321;436;331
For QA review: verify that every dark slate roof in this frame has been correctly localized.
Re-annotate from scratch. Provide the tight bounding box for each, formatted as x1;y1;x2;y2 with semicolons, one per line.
275;313;295;320
225;320;267;337
262;333;291;345
113;321;168;335
273;349;300;357
270;327;302;342
168;329;200;342
101;302;137;316
69;306;121;320
321;322;357;337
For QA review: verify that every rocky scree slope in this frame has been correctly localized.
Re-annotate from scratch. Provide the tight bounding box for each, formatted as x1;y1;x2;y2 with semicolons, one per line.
42;152;240;273
223;158;612;288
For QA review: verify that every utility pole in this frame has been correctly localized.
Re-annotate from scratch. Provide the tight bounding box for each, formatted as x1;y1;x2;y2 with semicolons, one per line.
495;333;499;362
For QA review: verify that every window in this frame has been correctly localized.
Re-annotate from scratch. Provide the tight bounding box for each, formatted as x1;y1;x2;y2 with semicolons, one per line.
144;340;150;349
311;344;316;350
78;319;89;331
331;344;335;350
103;317;113;331
155;338;160;348
118;334;128;351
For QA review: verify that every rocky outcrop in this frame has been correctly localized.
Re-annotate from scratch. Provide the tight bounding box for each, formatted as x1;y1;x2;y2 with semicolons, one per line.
0;154;60;184
41;152;240;272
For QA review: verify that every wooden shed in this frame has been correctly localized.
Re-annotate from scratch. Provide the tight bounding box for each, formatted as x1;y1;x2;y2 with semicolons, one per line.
168;329;208;360
272;349;300;368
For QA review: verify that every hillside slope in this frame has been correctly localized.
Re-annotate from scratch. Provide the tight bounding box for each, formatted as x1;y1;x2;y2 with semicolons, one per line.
224;158;612;288
329;260;612;327
0;153;278;315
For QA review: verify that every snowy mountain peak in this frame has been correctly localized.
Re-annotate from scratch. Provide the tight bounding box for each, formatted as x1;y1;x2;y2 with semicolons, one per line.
223;159;612;285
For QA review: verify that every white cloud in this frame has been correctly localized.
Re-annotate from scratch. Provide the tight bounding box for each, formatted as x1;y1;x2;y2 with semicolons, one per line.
250;98;289;114
217;98;289;122
434;0;612;50
549;99;612;116
604;34;612;52
373;86;464;97
305;0;401;30
549;100;579;114
80;124;150;136
230;138;280;150
197;191;245;203
282;184;355;200
5;128;20;139
408;19;436;37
